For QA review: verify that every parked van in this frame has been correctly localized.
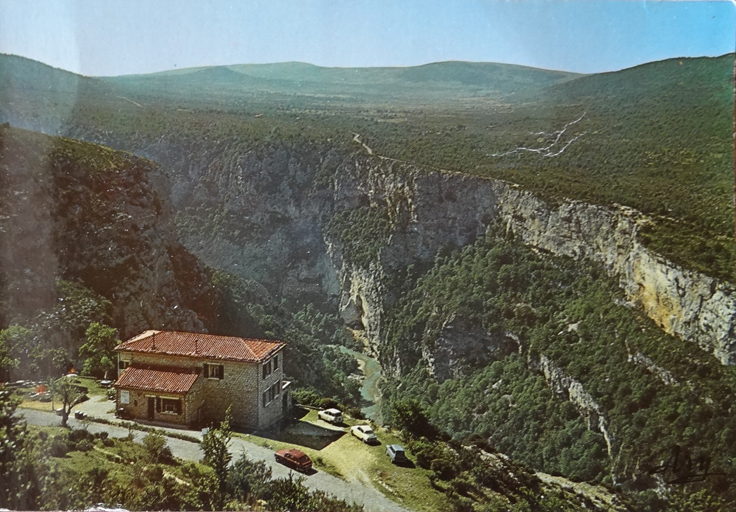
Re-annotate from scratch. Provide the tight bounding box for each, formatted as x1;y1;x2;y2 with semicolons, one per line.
317;408;343;424
386;444;408;464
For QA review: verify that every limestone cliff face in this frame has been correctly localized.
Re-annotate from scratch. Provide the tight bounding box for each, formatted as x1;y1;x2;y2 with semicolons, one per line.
497;187;736;365
142;139;343;307
324;159;501;368
327;155;735;366
329;242;386;352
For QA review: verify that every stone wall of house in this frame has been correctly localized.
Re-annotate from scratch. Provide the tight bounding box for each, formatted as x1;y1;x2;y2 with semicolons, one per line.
116;387;189;426
185;378;207;425
199;360;259;429
258;352;285;430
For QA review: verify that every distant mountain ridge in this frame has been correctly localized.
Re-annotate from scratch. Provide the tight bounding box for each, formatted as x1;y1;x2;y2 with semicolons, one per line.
101;59;583;102
4;52;730;107
116;59;582;86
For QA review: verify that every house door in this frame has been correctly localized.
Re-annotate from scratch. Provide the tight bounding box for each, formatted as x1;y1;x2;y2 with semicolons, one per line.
148;397;155;420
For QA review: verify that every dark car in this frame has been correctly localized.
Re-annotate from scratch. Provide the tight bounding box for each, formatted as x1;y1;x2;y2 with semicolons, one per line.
275;448;313;472
386;444;407;464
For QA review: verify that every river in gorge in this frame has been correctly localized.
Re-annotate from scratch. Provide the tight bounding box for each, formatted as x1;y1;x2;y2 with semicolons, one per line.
338;346;384;423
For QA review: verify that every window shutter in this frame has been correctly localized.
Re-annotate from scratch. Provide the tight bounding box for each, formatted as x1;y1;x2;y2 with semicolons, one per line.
204;364;209;378
274;355;278;370
156;397;161;412
176;400;182;415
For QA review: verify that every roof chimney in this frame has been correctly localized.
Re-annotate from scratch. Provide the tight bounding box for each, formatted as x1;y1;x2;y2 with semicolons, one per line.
151;332;156;351
195;338;199;354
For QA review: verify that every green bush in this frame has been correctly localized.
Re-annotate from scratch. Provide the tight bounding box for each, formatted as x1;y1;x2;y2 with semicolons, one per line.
347;407;365;420
49;435;69;457
410;437;444;469
292;388;321;407
319;397;338;410
432;458;461;481
143;430;171;463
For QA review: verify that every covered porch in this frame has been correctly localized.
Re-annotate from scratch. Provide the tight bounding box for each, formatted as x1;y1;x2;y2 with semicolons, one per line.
114;365;203;427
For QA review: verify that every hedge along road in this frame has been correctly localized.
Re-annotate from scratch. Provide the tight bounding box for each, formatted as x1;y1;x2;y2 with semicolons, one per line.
18;409;409;512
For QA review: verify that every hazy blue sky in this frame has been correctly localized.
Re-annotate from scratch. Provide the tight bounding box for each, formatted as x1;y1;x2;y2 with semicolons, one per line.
0;0;733;76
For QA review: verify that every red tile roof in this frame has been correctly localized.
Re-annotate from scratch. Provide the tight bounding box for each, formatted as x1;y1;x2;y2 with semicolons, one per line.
114;365;199;394
114;330;285;363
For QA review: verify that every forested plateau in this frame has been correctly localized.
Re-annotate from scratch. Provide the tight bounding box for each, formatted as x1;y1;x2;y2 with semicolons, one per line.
1;53;735;510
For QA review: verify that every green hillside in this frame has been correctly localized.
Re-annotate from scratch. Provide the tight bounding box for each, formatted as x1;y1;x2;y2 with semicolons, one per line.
0;53;94;91
380;232;736;506
108;54;736;282
1;52;734;511
0;124;362;404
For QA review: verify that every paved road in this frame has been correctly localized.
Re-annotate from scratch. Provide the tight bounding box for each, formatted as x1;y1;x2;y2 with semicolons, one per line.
18;408;408;512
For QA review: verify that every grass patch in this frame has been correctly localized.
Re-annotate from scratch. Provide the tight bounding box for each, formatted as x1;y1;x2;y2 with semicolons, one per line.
15;375;110;412
241;411;452;511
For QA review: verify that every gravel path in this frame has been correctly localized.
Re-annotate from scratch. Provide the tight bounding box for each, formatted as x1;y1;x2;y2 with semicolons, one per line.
18;408;409;512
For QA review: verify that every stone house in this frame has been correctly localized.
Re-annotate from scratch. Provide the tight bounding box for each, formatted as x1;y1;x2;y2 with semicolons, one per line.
113;330;289;430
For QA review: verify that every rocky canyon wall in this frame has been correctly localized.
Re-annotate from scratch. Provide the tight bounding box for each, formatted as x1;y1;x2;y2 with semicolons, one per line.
328;155;735;365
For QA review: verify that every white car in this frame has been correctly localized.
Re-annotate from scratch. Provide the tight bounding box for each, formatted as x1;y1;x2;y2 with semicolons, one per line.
350;424;378;444
317;408;343;424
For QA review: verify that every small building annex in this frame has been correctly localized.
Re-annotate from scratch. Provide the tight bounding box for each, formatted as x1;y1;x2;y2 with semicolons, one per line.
113;330;289;430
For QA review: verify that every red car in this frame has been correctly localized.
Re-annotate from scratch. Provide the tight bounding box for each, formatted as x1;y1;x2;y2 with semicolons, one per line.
274;448;313;472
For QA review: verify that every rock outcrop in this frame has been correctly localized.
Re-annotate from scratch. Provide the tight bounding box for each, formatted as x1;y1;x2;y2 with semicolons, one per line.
0;126;215;339
421;317;520;383
535;354;615;458
498;186;736;365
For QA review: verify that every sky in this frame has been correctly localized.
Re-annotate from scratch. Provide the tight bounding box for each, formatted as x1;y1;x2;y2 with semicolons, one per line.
0;0;733;76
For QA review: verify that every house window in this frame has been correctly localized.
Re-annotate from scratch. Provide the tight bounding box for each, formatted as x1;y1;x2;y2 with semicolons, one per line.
161;398;182;415
262;356;279;379
262;381;282;407
119;360;130;370
204;363;224;379
262;360;272;379
120;390;130;404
